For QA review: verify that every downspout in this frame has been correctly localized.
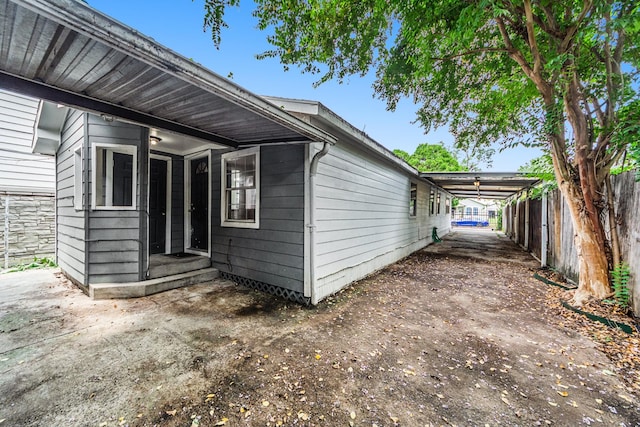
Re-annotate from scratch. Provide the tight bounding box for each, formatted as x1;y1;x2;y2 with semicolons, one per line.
4;195;9;269
308;141;332;305
541;190;548;267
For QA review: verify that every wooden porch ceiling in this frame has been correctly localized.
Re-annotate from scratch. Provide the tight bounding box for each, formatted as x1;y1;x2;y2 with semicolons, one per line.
0;0;336;148
420;172;540;200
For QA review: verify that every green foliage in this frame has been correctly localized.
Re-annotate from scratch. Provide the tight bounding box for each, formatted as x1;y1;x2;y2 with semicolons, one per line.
201;0;638;173
393;143;466;172
518;154;557;199
3;257;57;273
609;262;631;310
201;0;240;49
454;143;495;171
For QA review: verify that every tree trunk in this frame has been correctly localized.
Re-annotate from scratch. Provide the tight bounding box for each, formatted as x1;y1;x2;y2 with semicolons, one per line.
605;175;621;268
559;181;611;306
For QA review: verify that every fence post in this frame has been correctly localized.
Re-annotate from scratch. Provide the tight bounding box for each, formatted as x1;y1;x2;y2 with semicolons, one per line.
524;193;530;250
541;191;548;267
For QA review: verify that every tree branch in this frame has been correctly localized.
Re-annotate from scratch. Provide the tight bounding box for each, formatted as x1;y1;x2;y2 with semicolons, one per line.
560;0;594;53
430;47;509;62
523;0;543;75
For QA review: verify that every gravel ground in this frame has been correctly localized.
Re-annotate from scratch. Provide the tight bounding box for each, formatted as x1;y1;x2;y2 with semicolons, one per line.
1;229;638;426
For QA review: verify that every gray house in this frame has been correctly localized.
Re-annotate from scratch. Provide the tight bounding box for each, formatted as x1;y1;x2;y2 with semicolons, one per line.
2;0;451;303
0;89;55;268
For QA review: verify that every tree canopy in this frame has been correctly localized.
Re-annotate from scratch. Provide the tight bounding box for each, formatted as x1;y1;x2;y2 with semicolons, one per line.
202;0;640;303
394;143;466;172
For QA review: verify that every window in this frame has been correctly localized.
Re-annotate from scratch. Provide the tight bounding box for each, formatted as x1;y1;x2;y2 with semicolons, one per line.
436;192;441;215
221;147;260;228
445;197;451;214
473;207;479;217
429;189;435;215
409;182;417;217
74;146;82;210
91;144;137;210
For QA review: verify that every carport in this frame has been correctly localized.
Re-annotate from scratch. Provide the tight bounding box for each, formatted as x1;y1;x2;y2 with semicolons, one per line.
421;172;543;263
420;172;540;200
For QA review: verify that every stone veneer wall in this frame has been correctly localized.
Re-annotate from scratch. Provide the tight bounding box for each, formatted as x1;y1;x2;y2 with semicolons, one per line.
0;194;55;268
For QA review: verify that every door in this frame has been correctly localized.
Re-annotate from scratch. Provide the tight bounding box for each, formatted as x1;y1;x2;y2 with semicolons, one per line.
189;156;209;252
149;157;167;254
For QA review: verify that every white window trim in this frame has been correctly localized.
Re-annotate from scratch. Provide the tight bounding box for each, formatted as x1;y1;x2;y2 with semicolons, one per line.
220;146;260;229
409;182;417;218
91;143;137;210
74;145;82;210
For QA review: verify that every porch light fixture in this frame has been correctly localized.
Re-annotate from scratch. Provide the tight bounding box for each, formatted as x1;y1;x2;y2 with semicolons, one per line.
149;136;162;145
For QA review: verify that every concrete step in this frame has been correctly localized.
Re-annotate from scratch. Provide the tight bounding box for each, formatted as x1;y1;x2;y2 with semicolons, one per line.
148;255;211;279
89;267;219;300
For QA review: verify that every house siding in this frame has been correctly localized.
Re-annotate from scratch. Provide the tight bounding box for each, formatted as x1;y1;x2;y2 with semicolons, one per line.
56;110;86;284
85;115;145;283
211;145;305;293
312;141;450;302
0;89;54;195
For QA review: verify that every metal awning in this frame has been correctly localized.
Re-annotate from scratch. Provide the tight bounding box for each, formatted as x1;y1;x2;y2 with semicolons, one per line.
0;0;336;148
420;172;540;199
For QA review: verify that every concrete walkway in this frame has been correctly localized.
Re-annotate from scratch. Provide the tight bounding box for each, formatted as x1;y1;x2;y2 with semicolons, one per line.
424;227;539;267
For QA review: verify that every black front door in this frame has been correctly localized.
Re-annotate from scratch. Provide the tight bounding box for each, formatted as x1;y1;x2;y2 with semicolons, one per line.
190;156;209;251
149;158;167;254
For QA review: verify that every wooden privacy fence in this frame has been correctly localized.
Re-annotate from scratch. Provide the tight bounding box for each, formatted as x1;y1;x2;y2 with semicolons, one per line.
503;171;640;316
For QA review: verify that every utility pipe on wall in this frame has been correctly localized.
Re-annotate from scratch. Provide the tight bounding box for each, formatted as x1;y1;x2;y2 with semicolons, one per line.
308;141;333;305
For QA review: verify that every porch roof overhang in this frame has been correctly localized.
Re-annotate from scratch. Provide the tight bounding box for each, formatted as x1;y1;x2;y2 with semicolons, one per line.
0;0;336;149
420;172;540;200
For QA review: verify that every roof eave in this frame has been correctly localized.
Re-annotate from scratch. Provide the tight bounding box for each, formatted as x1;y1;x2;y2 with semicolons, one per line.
13;0;337;146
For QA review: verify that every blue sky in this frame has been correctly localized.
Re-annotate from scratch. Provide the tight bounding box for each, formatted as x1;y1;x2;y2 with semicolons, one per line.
88;0;542;171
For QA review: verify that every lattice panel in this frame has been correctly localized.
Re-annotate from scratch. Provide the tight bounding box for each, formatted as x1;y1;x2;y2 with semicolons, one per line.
221;272;310;305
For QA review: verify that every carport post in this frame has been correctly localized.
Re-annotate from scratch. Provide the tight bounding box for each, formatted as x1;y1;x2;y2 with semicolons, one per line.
514;194;520;244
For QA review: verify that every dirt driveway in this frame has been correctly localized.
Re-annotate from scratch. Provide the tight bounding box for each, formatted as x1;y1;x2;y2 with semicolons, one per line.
1;229;638;426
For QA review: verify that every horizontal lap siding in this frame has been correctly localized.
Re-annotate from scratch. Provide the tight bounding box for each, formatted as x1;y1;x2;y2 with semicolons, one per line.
86;115;143;283
313;142;450;301
211;145;305;292
0;90;54;194
56;110;85;284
